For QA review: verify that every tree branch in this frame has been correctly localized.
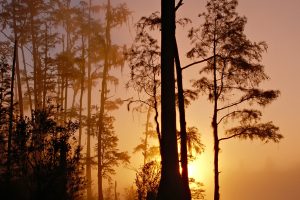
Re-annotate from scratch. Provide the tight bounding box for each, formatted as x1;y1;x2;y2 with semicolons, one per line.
218;110;241;125
175;0;184;11
217;96;252;112
182;56;214;70
218;133;244;142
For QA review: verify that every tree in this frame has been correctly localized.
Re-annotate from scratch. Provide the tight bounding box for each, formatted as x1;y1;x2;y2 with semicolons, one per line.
125;15;162;159
0;105;85;200
187;1;283;199
133;109;160;165
96;113;130;200
157;0;185;199
97;1;130;199
123;185;137;200
135;161;160;200
0;53;12;181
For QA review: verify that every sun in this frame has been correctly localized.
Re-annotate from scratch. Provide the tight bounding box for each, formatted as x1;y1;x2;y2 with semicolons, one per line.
187;157;210;183
188;162;201;179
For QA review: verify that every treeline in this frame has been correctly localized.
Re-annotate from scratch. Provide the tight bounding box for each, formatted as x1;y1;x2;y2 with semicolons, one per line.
0;0;283;200
0;0;130;200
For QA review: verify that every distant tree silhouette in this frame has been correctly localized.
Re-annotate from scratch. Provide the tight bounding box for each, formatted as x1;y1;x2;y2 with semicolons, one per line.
97;1;130;199
0;105;85;200
135;161;160;200
133;108;160;165
125;15;162;165
123;185;137;200
95;113;130;200
187;1;283;199
0;55;12;180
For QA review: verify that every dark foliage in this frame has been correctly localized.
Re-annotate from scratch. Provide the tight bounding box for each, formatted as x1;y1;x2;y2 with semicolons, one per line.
0;106;85;200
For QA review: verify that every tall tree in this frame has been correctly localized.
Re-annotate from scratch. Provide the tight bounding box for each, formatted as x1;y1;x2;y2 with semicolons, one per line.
187;1;283;199
125;15;162;152
7;38;17;181
157;0;184;199
97;1;130;199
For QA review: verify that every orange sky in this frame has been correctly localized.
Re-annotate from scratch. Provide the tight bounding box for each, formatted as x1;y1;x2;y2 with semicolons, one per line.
97;0;300;199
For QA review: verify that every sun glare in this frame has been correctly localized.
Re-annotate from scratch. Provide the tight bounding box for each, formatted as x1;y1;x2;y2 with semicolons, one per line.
187;157;211;184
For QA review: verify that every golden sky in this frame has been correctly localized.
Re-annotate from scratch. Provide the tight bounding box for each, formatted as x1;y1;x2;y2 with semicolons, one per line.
100;0;300;199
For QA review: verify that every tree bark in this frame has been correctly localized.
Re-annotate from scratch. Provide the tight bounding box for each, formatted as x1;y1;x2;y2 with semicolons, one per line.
157;0;184;199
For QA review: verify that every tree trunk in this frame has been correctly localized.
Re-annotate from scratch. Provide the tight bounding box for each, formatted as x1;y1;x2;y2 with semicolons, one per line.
42;23;49;110
29;2;40;110
98;1;111;200
114;181;118;200
174;38;191;200
86;0;92;198
143;107;151;165
78;30;85;147
64;77;68;121
212;23;220;200
21;45;33;114
7;38;17;181
12;0;23;117
157;0;184;199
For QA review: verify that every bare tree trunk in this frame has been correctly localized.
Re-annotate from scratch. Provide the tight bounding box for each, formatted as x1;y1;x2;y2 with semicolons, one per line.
42;23;49;110
174;38;191;200
114;181;118;200
97;2;111;200
157;0;184;199
86;0;93;198
212;22;220;200
7;38;17;181
64;77;68;121
78;31;86;147
143;107;151;165
29;2;40;110
21;45;33;114
12;0;23;117
60;76;65;121
71;88;77;111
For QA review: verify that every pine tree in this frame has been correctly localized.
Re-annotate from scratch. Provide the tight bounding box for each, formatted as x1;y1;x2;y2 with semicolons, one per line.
187;1;283;199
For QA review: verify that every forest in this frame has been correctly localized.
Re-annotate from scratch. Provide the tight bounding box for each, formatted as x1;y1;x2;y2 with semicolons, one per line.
0;0;285;200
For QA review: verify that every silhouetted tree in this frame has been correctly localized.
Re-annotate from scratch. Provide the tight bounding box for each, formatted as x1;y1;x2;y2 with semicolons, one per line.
135;161;160;200
97;1;130;199
125;15;161;145
133;108;160;165
0;105;85;200
157;0;185;199
187;1;283;199
123;185;137;200
0;54;12;180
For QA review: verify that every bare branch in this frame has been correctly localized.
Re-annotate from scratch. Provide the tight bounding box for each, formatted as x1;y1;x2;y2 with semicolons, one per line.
175;0;184;11
219;133;244;142
182;56;214;70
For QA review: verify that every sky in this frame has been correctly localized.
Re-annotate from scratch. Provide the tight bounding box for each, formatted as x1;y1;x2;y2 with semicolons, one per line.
95;0;300;199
